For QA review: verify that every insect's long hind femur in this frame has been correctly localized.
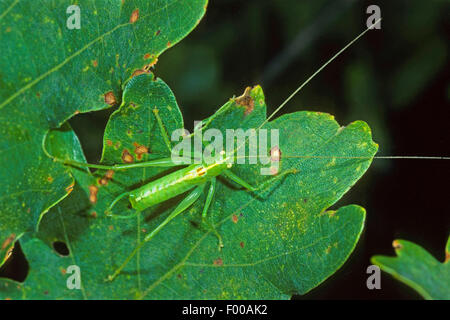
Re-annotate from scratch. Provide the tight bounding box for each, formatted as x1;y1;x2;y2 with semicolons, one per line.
105;192;137;219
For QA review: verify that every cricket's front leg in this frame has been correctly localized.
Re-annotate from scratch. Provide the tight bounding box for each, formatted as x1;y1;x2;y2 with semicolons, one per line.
106;184;205;282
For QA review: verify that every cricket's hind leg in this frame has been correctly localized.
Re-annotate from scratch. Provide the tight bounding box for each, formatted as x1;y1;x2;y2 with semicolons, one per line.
222;168;297;196
200;177;224;250
104;191;138;218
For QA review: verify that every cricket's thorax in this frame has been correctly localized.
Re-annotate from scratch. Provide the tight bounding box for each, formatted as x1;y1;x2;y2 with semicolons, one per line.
128;163;229;211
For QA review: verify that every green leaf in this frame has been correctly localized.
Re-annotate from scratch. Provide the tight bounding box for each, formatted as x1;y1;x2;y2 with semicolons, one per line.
371;237;450;300
0;0;207;261
0;75;377;299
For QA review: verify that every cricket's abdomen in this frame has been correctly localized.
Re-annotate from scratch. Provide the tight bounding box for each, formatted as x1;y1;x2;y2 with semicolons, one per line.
128;163;226;211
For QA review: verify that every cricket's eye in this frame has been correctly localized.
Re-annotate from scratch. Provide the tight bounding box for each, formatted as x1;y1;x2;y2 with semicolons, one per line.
196;167;207;176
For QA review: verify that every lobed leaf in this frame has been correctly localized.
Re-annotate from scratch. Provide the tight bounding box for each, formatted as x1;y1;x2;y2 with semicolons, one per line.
0;76;377;299
372;237;450;300
0;0;208;261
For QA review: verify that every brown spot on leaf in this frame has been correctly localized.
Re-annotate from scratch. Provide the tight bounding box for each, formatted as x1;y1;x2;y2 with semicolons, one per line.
445;251;450;263
106;139;113;147
105;170;114;179
89;185;98;204
91;211;97;218
167;41;171;47
92;60;98;67
155;29;161;36
1;234;15;250
235;87;254;116
133;143;149;160
108;225;114;231
177;274;182;279
36;92;41;98
47;176;53;183
392;240;403;250
131;68;150;78
65;182;75;194
61;268;67;275
142;56;158;72
232;214;238;224
270;146;281;162
213;258;223;266
104;91;117;106
240;242;245;248
121;149;134;163
270;166;279;175
130;9;139;23
144;53;151;60
98;170;114;185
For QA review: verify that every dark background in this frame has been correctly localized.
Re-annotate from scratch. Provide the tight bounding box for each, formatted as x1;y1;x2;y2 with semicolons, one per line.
2;0;449;299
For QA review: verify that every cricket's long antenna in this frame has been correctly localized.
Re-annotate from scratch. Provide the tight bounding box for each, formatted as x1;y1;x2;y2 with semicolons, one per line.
221;19;384;165
42;131;178;170
222;19;383;165
374;156;450;160
234;155;450;161
293;155;450;160
258;18;382;131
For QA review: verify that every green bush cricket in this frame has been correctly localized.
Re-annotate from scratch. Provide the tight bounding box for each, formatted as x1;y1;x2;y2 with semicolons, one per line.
43;19;416;283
